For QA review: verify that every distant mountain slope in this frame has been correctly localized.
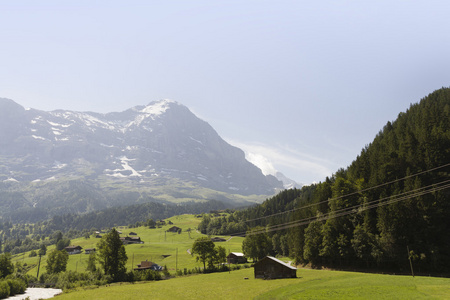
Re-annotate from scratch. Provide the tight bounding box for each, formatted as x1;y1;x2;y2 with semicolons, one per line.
0;98;282;221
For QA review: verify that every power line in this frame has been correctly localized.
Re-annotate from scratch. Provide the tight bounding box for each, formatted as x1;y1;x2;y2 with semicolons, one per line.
243;162;450;224
198;162;450;239
194;179;450;242
238;179;450;236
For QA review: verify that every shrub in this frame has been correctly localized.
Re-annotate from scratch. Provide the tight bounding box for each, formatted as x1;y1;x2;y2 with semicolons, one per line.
6;279;26;296
0;281;10;299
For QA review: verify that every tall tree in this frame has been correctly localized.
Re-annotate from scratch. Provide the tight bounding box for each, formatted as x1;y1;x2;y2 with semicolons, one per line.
97;228;127;282
45;250;69;274
242;227;272;262
87;252;97;272
191;237;215;271
0;253;14;278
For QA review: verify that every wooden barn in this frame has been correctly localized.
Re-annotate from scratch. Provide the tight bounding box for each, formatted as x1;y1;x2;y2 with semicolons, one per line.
167;226;181;233
227;252;247;264
211;237;226;242
253;256;297;279
85;248;96;254
64;245;83;255
134;260;163;271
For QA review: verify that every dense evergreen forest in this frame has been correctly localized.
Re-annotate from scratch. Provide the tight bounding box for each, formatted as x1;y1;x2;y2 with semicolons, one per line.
199;87;450;274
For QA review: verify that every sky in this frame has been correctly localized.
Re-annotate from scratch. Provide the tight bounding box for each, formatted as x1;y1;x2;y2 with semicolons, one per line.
1;1;450;184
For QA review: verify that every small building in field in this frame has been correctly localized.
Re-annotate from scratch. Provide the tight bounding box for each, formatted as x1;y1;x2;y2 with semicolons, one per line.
120;236;143;245
85;248;96;254
227;252;247;264
253;256;297;279
129;232;137;236
211;237;226;242
64;246;83;255
167;226;181;233
134;260;163;271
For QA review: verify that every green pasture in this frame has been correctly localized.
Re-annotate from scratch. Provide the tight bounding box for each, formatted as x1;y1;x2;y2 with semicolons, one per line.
13;214;245;275
56;267;450;300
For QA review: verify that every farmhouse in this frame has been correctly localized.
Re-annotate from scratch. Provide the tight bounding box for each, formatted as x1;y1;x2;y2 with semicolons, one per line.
134;260;163;271
211;237;226;242
85;248;96;254
253;256;297;279
64;245;83;255
129;232;137;235
167;226;181;233
120;236;143;244
227;252;247;264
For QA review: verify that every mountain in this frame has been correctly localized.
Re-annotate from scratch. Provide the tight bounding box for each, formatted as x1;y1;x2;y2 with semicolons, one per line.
0;98;283;221
274;172;303;189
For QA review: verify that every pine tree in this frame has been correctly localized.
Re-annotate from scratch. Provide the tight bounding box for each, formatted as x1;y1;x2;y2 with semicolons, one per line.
97;228;127;281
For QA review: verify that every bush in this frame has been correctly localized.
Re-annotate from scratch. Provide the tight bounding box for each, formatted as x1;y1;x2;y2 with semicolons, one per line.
128;270;162;282
6;279;26;296
0;281;10;299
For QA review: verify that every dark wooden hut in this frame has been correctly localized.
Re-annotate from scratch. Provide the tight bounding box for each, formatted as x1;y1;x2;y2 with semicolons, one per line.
227;252;247;264
253;256;297;279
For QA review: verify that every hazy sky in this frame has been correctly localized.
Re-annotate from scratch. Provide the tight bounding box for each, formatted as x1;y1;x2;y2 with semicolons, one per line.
1;1;449;184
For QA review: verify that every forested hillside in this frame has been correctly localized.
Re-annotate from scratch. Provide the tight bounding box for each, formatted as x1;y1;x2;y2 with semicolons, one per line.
200;87;450;274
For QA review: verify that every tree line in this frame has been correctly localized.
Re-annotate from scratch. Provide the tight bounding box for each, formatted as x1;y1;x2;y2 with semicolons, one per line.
0;200;225;255
202;87;450;274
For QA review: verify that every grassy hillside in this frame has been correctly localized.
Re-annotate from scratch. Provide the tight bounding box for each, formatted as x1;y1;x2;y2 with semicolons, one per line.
55;268;450;299
11;214;450;299
12;214;244;275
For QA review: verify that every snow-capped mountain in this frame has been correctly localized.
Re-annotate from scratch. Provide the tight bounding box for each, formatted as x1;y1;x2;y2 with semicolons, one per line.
0;98;283;197
274;172;303;189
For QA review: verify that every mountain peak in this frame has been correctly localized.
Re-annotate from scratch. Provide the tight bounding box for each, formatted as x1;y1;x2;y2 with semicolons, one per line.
0;98;283;211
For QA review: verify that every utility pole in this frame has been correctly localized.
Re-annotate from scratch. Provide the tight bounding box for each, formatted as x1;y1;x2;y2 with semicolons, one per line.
36;254;42;279
176;248;178;272
407;245;415;277
228;249;231;274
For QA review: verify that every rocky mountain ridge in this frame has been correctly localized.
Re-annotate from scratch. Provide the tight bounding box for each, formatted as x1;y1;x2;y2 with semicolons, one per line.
0;98;287;221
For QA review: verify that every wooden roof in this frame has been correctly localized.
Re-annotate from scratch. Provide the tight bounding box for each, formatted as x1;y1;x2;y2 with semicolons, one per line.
254;256;297;270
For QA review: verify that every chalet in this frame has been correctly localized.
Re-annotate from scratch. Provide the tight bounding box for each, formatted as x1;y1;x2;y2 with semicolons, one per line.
85;248;96;254
167;226;181;233
253;256;297;279
95;234;102;238
64;246;83;255
227;252;247;264
211;237;226;242
120;236;143;245
129;232;137;236
134;260;163;271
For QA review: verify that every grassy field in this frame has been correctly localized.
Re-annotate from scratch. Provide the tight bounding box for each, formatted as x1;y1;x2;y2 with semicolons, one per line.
12;214;450;299
54;267;450;300
13;214;244;275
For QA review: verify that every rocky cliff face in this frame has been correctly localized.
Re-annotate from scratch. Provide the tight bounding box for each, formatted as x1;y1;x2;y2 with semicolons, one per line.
0;98;282;196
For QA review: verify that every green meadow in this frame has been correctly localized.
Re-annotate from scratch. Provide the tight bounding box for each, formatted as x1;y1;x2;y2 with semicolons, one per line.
55;267;450;300
11;214;450;299
13;214;244;275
